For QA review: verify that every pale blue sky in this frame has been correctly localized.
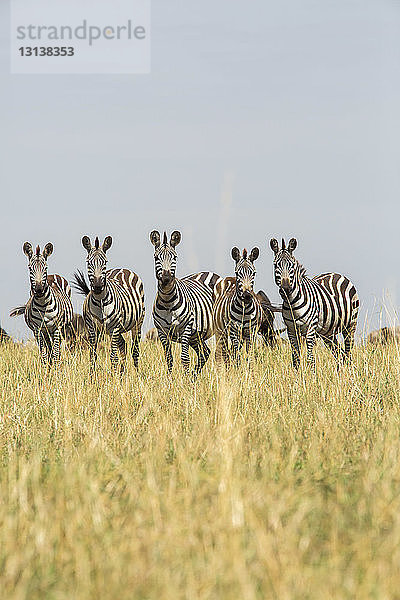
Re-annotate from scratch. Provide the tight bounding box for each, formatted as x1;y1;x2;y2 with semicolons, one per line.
1;0;399;338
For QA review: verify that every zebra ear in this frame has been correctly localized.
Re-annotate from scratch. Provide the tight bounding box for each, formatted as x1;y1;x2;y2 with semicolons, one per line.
270;239;279;254
288;238;297;254
82;236;92;253
43;242;53;259
231;247;240;262
23;242;33;259
249;247;260;262
170;231;181;248
102;236;112;253
150;230;161;248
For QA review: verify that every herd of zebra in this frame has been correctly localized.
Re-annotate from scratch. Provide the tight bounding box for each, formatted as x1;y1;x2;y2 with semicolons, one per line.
3;232;361;377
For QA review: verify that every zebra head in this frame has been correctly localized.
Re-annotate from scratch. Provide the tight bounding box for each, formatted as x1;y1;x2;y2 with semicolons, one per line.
231;246;259;302
82;235;112;295
150;230;181;287
270;237;298;294
23;241;53;298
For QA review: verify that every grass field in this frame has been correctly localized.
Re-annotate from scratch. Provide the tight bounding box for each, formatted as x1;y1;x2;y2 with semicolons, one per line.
1;338;400;599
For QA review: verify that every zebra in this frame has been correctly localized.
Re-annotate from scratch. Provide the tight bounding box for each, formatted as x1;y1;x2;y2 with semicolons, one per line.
9;304;92;352
213;247;277;365
72;235;145;373
0;327;11;344
270;237;359;368
150;230;221;377
367;326;400;346
15;242;73;364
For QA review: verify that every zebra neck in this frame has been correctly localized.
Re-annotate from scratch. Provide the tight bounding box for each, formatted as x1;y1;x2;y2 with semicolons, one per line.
157;279;177;302
232;293;255;313
280;273;306;306
32;287;53;308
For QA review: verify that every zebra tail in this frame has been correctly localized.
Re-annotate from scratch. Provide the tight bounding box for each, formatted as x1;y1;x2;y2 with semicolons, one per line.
256;290;283;313
261;301;283;314
72;270;90;296
10;305;26;318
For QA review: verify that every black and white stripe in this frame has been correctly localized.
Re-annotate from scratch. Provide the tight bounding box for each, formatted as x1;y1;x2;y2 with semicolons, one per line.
150;230;221;376
213;247;275;364
0;327;11;344
73;235;145;373
270;237;359;368
18;241;73;363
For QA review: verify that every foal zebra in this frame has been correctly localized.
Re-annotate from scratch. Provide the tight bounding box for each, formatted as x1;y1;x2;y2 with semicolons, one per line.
270;237;359;368
73;236;145;373
18;242;73;363
213;247;276;365
150;230;221;377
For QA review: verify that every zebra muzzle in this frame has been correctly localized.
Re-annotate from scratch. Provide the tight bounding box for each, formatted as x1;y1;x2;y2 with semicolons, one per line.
161;270;173;285
92;278;104;294
34;283;45;296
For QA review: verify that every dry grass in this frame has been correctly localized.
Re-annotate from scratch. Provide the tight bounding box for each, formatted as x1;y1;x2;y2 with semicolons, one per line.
1;338;400;599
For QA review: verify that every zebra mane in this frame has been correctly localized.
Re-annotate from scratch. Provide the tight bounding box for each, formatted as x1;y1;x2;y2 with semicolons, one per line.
243;248;247;259
296;260;307;276
280;249;307;277
95;237;100;250
36;245;40;256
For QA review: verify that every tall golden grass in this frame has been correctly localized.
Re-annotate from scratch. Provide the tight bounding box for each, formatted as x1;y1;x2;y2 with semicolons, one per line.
1;337;400;599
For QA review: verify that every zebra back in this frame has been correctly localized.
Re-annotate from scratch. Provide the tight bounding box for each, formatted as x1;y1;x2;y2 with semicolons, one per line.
213;277;236;333
312;272;359;335
48;274;72;299
107;268;145;322
182;271;221;293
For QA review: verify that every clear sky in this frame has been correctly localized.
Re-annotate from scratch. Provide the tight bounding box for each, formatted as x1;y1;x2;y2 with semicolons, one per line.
1;0;399;339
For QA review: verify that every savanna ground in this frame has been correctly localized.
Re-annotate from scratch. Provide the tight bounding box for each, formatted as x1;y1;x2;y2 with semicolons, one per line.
1;337;400;600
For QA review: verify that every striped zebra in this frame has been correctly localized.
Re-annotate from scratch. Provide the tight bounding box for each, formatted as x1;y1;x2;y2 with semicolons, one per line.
72;236;145;373
16;242;73;364
270;237;359;368
150;230;221;377
213;247;276;365
0;327;11;344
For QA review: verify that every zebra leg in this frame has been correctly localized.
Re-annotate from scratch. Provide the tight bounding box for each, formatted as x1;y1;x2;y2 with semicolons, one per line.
343;327;355;361
181;327;192;374
260;318;276;348
261;326;276;348
215;331;229;367
36;330;48;364
51;328;61;364
323;335;341;361
86;318;98;373
230;330;242;366
287;325;301;369
158;329;173;373
131;329;141;369
117;332;127;375
305;323;317;369
191;337;211;377
110;328;122;373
